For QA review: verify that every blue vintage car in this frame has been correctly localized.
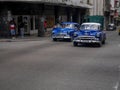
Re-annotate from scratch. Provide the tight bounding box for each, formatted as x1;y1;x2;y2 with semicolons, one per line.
52;22;80;41
73;22;106;47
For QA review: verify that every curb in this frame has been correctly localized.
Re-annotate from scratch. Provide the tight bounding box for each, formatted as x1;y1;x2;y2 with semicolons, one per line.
0;37;50;42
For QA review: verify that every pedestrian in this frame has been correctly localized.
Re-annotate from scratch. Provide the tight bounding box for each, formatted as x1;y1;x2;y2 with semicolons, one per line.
9;19;16;39
19;21;25;38
44;20;47;32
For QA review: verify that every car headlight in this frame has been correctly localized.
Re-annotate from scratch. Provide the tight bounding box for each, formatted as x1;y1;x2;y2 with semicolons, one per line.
96;33;100;38
67;31;71;34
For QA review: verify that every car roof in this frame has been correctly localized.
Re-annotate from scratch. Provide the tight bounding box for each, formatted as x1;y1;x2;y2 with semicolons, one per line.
61;22;79;24
81;22;101;26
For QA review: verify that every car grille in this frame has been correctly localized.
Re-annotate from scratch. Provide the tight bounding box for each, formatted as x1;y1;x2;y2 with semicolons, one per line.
77;36;96;40
57;33;67;36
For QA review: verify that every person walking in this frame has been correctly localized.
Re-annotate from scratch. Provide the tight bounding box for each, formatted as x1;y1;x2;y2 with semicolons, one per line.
9;19;16;39
44;20;47;32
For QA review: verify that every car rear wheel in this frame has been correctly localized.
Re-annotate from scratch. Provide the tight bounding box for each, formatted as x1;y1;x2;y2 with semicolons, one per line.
73;42;78;47
53;38;57;41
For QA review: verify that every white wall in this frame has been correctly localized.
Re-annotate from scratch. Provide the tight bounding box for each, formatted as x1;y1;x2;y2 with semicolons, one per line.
89;0;104;16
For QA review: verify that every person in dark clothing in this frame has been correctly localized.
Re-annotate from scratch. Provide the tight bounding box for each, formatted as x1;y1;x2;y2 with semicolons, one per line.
19;22;25;38
44;20;47;32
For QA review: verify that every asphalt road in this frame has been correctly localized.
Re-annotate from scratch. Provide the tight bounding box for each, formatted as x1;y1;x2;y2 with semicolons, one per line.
0;31;120;90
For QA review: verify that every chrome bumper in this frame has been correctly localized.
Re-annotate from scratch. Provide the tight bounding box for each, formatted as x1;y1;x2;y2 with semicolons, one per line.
73;39;100;43
52;35;71;39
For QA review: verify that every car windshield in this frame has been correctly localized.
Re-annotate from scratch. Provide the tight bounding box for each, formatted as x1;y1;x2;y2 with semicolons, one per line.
61;24;74;29
80;24;99;30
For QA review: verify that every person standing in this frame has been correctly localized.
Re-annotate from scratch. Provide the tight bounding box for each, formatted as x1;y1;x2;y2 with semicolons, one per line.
19;22;25;38
9;19;16;39
44;20;47;32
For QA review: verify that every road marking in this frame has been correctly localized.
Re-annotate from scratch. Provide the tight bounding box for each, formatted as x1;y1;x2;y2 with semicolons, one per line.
118;44;120;47
113;82;119;90
113;66;120;90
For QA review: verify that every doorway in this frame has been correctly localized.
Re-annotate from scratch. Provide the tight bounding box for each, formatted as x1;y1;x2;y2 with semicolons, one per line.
17;15;30;35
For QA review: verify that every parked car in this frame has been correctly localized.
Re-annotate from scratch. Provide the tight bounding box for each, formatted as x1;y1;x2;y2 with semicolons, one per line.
73;22;106;47
52;22;80;41
107;23;116;31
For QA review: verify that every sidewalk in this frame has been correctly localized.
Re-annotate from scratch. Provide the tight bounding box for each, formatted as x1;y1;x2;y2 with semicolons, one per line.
0;36;51;42
0;29;52;42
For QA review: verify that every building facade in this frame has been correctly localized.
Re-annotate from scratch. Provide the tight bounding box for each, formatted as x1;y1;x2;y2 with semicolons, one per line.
86;0;120;29
83;0;104;29
0;0;92;37
113;0;120;25
89;0;104;16
104;0;120;26
104;0;111;28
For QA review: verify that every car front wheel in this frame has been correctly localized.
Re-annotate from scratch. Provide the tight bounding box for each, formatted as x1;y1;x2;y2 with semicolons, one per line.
73;42;78;47
53;38;57;41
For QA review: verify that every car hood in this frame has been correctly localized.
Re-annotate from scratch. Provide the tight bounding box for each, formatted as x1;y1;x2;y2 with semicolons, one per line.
78;30;99;36
52;28;74;34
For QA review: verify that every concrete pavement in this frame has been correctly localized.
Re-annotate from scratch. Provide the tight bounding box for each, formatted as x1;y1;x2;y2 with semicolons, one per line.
0;36;51;42
0;30;120;90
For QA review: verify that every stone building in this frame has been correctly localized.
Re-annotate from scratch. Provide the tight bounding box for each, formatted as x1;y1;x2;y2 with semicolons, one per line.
0;0;92;37
104;0;120;26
